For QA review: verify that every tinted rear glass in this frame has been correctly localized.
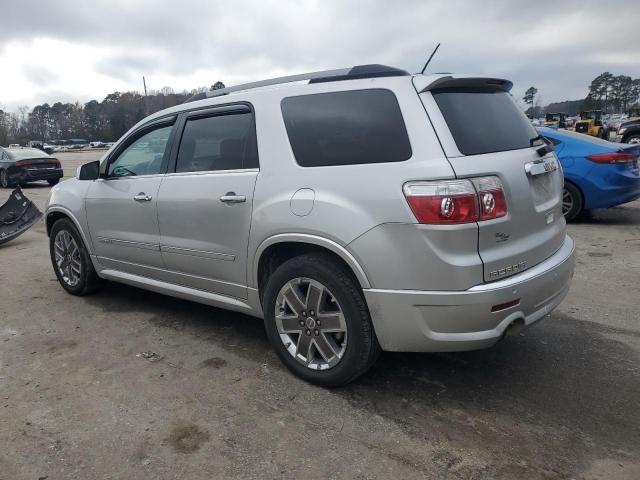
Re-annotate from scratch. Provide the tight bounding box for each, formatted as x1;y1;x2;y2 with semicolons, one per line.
281;89;412;167
432;88;537;156
8;148;50;160
175;112;258;172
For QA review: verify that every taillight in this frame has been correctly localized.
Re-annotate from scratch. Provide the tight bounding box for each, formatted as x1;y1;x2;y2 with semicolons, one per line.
471;176;507;220
403;180;478;224
586;152;637;164
14;160;27;167
403;176;507;224
51;158;61;167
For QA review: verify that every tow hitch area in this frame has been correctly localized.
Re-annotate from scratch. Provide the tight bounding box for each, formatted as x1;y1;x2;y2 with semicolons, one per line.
0;187;42;246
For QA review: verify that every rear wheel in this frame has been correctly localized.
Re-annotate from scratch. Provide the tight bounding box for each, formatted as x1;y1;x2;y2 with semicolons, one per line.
263;253;380;387
0;169;12;188
49;218;102;296
562;182;583;222
48;178;60;186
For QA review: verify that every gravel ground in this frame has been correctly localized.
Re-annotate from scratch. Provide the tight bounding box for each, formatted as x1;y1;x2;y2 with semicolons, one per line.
0;152;639;480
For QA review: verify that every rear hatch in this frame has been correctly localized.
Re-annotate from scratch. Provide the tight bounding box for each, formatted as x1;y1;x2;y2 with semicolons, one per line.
415;76;565;282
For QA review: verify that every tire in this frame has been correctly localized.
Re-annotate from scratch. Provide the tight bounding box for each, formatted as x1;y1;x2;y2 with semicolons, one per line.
562;182;583;222
624;133;640;144
49;218;102;296
262;253;380;387
48;178;60;186
0;169;12;188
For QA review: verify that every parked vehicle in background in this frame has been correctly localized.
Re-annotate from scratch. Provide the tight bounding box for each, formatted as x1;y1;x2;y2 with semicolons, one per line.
614;118;640;144
575;110;606;138
45;65;575;386
544;112;567;128
539;127;640;221
8;144;20;148
0;147;63;188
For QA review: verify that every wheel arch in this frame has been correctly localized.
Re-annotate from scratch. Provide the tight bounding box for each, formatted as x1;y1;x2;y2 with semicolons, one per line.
253;234;371;300
46;207;94;254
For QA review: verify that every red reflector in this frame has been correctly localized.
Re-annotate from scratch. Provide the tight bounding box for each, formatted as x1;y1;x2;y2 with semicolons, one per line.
491;299;520;313
586;152;637;164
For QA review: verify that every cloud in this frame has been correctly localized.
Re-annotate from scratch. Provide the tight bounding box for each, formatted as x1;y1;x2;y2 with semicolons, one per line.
21;65;59;88
0;0;639;110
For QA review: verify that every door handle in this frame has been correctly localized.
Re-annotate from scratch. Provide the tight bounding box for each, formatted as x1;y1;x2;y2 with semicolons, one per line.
133;193;152;202
220;192;246;204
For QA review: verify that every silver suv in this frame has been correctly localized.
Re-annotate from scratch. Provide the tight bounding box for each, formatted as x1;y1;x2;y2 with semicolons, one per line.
46;65;575;386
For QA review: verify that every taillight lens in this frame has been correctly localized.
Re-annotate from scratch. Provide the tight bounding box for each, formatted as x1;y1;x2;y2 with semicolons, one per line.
51;158;61;167
403;180;478;224
471;176;508;220
14;160;27;167
403;176;507;224
586;152;637;164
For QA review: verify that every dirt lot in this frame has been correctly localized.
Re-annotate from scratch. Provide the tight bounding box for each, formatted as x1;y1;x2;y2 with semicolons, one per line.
1;152;639;480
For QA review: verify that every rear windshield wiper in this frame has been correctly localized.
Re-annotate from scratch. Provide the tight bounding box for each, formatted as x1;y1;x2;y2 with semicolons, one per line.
530;135;554;157
529;135;545;147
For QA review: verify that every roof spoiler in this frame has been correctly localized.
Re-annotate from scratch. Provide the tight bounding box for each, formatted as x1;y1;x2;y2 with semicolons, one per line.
416;75;513;93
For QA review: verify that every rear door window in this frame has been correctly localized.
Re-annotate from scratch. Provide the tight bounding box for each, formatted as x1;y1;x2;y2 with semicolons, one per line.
281;89;412;167
432;88;538;156
175;112;258;173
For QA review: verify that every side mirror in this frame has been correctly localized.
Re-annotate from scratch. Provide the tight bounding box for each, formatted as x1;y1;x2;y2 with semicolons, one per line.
77;160;100;180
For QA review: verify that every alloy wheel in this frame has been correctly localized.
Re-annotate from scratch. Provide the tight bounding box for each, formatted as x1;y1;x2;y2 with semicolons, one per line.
274;278;347;370
562;188;574;216
54;230;82;287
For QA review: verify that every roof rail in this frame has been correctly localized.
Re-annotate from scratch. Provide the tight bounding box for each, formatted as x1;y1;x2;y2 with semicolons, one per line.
184;64;409;103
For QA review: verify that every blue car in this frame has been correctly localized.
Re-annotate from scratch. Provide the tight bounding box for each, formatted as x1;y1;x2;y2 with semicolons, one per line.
537;127;640;221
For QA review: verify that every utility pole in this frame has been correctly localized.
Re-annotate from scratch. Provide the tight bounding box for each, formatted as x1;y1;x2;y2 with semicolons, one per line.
143;76;148;96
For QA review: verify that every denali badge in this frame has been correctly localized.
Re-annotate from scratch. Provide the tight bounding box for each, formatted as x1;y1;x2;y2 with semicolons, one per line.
489;261;527;279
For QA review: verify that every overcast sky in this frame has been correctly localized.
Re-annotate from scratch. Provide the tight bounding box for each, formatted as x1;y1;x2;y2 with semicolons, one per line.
1;0;638;112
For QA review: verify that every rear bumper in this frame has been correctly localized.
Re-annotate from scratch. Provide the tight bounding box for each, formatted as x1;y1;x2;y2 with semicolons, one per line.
575;167;640;210
12;167;63;183
364;235;575;352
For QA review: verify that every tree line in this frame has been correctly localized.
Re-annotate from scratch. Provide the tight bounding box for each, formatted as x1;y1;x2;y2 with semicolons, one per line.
0;82;225;146
523;72;640;118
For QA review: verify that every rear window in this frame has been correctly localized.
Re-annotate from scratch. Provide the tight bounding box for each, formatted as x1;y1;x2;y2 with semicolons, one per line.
281;89;412;167
432;88;537;156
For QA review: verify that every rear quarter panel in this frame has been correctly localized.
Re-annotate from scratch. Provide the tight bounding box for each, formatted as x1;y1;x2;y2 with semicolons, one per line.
244;77;456;288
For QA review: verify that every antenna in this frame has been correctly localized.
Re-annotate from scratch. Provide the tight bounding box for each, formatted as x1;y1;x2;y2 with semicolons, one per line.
420;43;441;74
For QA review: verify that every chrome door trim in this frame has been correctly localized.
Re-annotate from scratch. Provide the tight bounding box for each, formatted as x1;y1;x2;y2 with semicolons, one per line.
97;237;160;251
163;168;259;178
160;245;236;261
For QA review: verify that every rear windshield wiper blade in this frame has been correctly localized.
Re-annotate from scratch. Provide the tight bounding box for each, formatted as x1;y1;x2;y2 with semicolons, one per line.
530;135;554;157
529;135;545;147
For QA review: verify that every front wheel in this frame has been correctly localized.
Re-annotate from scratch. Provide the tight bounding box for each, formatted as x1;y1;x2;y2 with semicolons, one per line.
562;182;583;222
625;133;640;144
49;218;102;295
263;253;380;387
